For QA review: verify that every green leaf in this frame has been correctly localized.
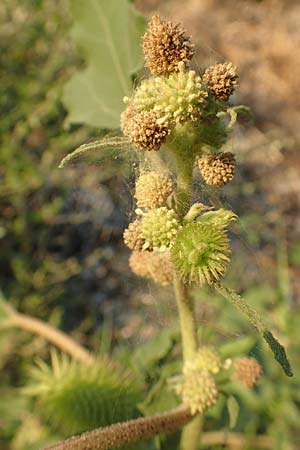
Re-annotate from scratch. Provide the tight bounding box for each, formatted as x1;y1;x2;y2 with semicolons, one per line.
58;136;132;168
63;0;147;129
132;327;179;375
227;395;239;429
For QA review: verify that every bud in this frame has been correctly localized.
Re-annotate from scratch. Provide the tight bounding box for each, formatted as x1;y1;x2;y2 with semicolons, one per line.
141;207;181;251
121;107;170;151
129;251;173;286
171;222;231;286
203;62;238;102
123;219;145;251
143;15;195;76
176;368;218;415
185;347;222;375
197;152;236;186
233;357;262;388
133;62;208;125
135;171;174;209
197;208;237;230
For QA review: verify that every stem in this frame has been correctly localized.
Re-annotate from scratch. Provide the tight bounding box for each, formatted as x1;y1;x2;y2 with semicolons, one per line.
4;312;95;365
180;416;203;450
175;151;194;219
214;283;293;377
43;407;192;450
171;145;202;449
173;275;198;361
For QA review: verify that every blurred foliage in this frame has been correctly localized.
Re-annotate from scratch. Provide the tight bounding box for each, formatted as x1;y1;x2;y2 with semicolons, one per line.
0;1;299;450
62;0;146;129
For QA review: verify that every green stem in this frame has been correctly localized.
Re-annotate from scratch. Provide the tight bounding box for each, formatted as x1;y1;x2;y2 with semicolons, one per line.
180;416;203;450
173;275;198;361
172;146;202;449
214;283;293;377
175;151;194;219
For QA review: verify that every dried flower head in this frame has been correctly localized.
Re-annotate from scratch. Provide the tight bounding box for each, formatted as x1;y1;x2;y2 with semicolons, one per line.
135;171;174;209
129;251;152;279
121;107;170;151
233;357;262;388
147;251;174;286
143;15;195;76
129;250;173;286
203;62;238;102
185;347;222;375
123;219;145;251
176;368;218;415
132;62;208;125
198;152;236;186
140;207;181;251
171;221;231;286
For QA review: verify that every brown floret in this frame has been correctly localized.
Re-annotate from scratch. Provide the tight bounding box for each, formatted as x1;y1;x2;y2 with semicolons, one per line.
121;107;170;151
198;152;236;186
233;357;262;388
123;220;145;251
143;15;195;76
203;62;238;101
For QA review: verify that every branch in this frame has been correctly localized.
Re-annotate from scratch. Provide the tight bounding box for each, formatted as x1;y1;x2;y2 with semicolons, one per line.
42;407;192;450
3;312;95;365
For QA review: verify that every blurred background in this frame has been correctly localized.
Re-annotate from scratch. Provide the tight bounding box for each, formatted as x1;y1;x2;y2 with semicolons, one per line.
0;0;299;449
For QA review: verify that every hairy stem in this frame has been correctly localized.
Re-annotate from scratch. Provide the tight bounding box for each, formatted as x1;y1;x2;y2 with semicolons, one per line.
214;283;293;377
173;275;198;361
172;145;202;450
4;312;95;365
42;407;192;450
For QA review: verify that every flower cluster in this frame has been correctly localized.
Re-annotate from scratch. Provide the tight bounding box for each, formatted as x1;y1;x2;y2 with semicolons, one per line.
175;348;222;415
122;17;238;288
121;15;238;154
233;357;262;388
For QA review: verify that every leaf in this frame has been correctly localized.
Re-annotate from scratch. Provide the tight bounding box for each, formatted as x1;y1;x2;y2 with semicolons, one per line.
132;327;179;375
63;0;147;129
58;136;132;168
227;395;239;429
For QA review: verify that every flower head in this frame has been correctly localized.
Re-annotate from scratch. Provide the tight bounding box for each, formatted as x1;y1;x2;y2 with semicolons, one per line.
132;62;208;125
171;221;231;286
129;250;173;286
135;171;174;209
203;62;238;102
140;207;181;251
123;219;145;251
198;152;236;186
185;347;222;375
176;367;218;415
233;357;262;388
121;107;170;151
143;15;195;76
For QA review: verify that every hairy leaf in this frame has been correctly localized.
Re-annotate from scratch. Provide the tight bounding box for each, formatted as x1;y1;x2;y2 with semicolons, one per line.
63;0;146;129
59;136;132;168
